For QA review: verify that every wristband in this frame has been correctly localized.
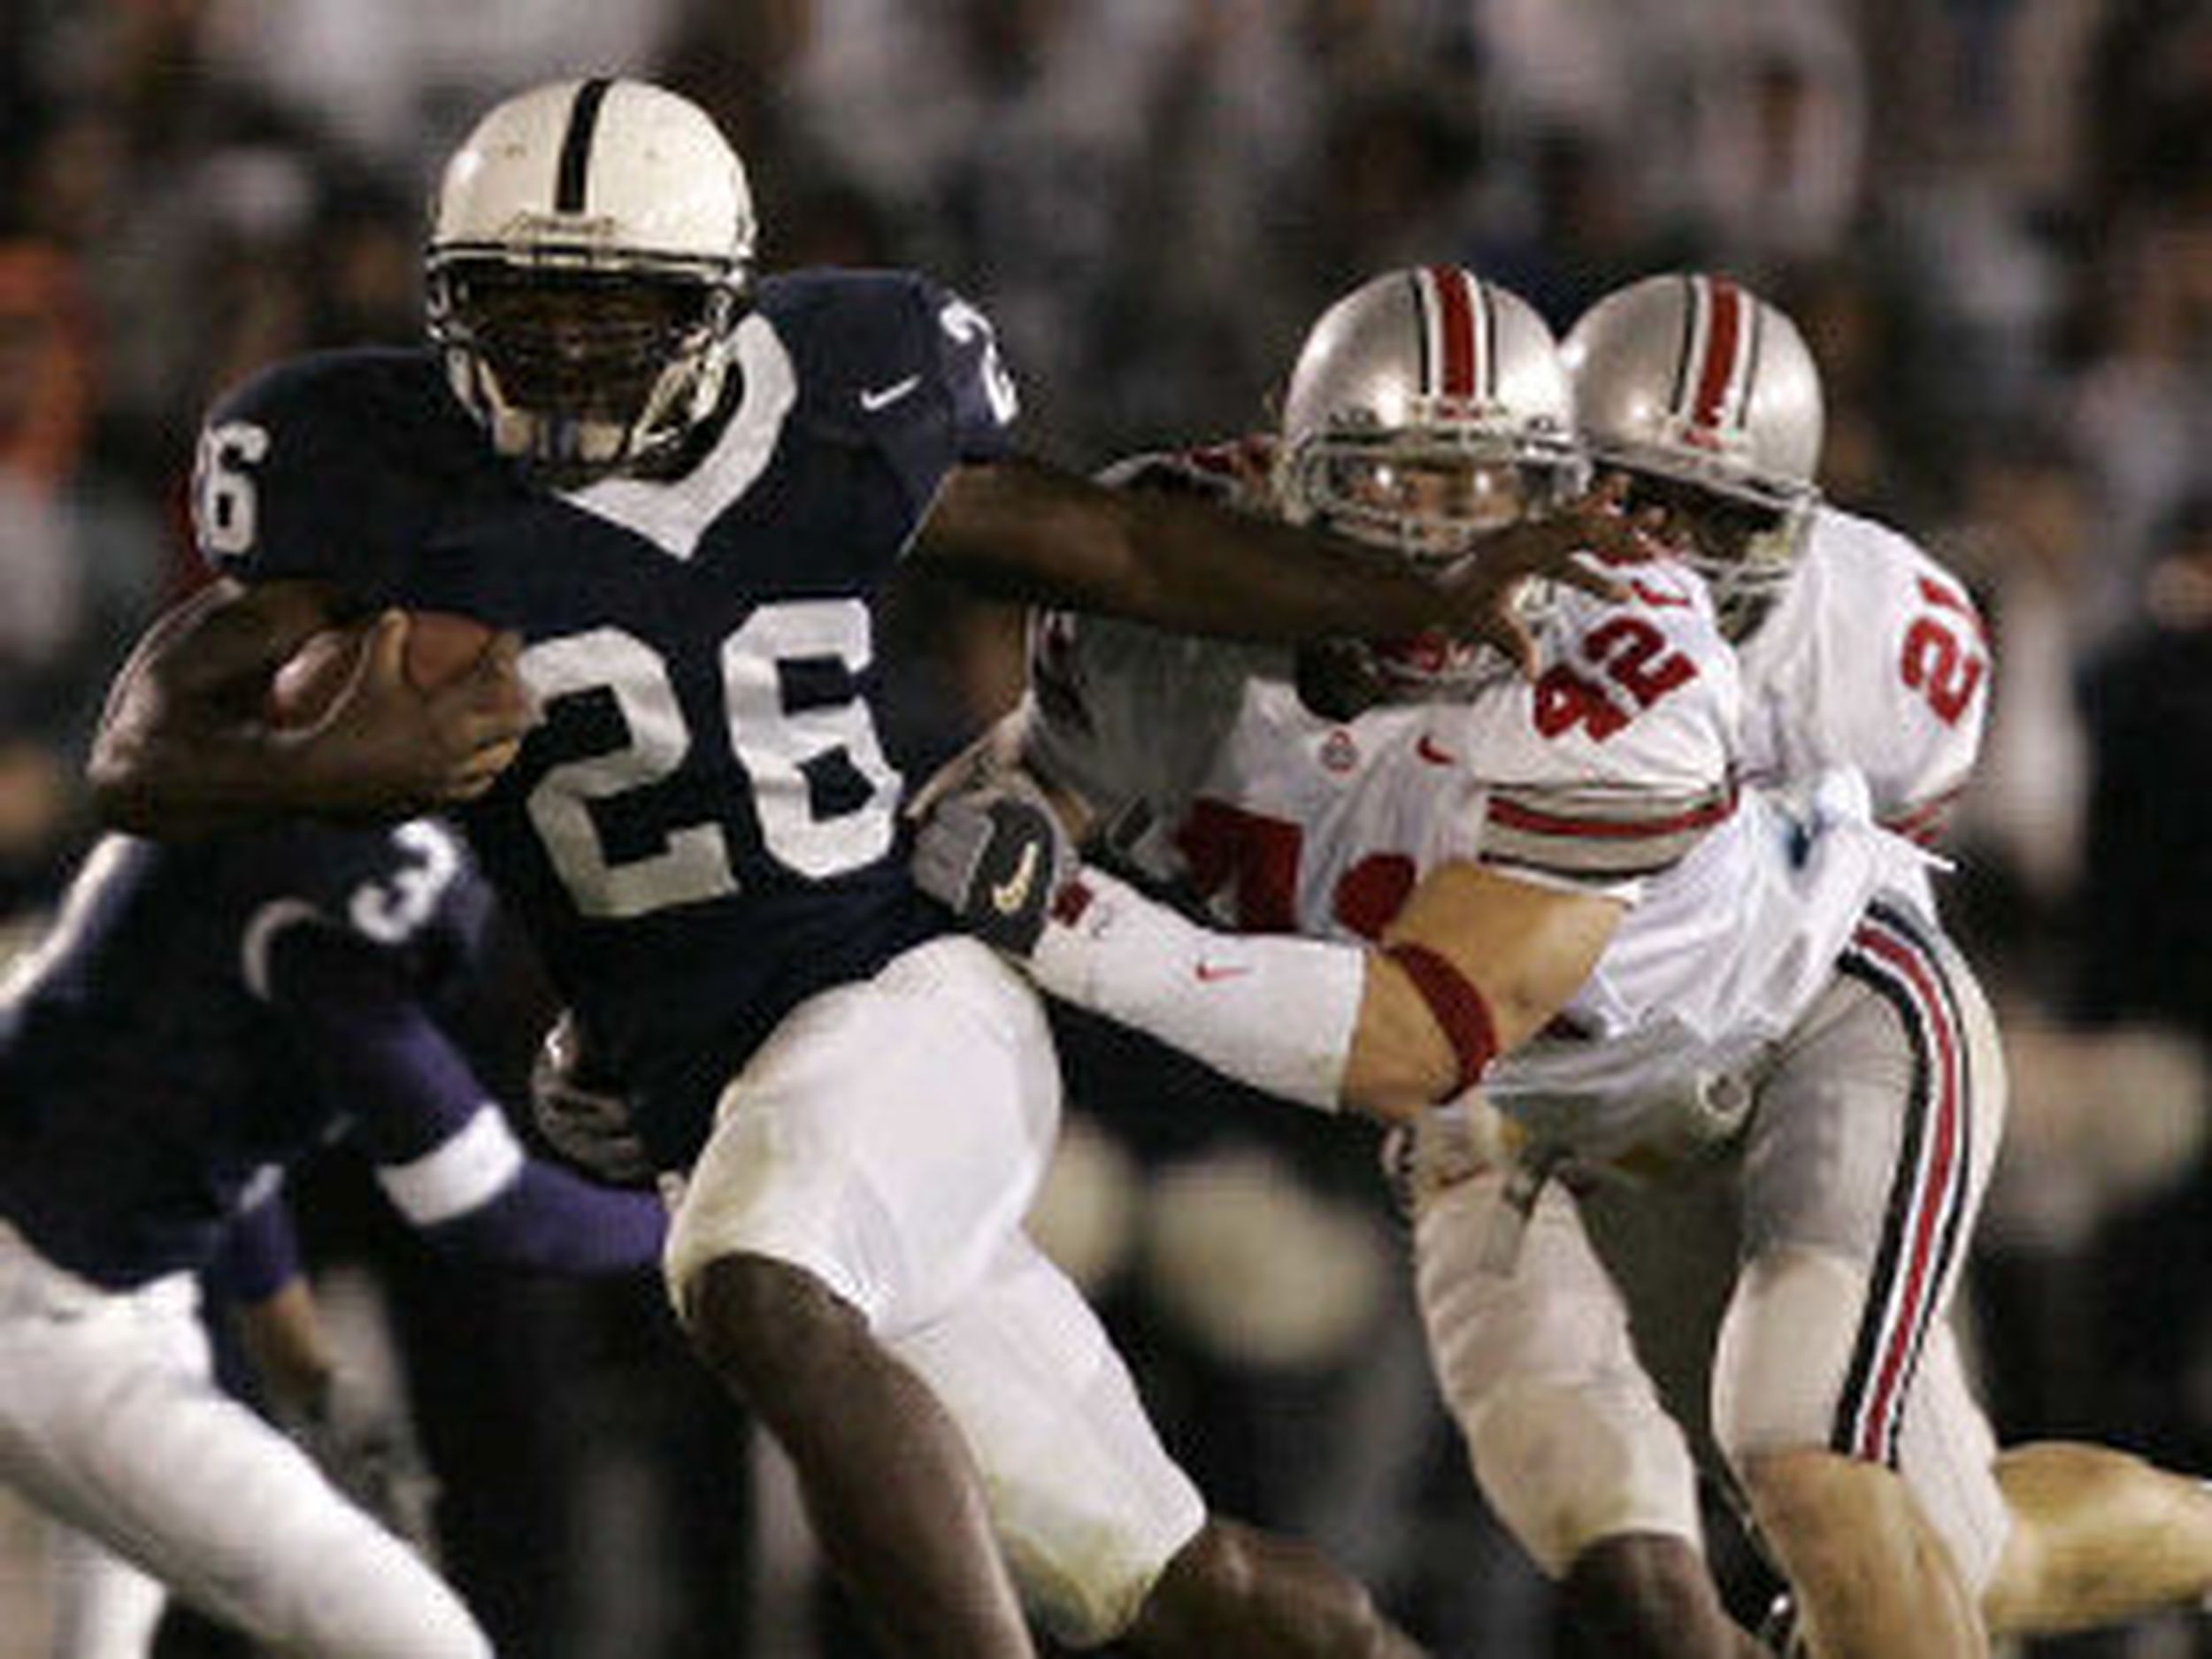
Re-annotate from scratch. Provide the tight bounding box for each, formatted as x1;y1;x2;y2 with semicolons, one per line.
1382;941;1499;1097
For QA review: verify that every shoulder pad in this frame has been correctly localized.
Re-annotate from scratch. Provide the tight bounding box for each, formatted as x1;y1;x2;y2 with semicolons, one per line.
195;349;487;597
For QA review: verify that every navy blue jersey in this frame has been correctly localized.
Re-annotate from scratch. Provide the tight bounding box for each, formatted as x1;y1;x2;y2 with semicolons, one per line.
0;822;493;1287
193;269;1022;1165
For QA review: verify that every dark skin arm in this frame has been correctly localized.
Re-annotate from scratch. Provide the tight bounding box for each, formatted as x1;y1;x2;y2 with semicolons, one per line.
88;576;532;838
917;456;1650;674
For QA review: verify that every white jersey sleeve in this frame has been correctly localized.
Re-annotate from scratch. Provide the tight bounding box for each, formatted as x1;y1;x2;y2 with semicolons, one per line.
1734;507;1989;845
1023;439;1296;836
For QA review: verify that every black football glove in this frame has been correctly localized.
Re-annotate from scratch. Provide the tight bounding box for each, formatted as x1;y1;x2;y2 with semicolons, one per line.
530;1010;655;1188
910;768;1077;959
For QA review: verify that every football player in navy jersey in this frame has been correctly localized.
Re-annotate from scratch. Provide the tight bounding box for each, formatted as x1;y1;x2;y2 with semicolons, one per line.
0;817;664;1658
84;76;1662;1659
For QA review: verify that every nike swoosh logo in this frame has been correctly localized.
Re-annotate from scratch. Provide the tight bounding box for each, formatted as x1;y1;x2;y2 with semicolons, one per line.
1416;735;1456;766
859;374;922;411
991;843;1041;914
1194;962;1250;984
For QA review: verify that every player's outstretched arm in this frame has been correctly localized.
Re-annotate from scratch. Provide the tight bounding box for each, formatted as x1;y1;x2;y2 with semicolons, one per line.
911;760;1623;1121
88;577;531;837
918;457;1647;674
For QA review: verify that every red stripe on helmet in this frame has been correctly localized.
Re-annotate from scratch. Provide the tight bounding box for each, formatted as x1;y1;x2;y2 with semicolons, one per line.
1425;265;1482;401
1689;277;1746;432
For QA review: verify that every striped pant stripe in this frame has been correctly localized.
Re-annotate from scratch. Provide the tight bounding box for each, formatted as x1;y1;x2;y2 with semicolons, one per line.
1830;906;1974;1465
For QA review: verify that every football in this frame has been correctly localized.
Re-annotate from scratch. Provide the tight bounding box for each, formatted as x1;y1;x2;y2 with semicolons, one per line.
268;611;498;726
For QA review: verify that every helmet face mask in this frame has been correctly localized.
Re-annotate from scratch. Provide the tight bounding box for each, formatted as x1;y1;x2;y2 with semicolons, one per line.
1274;266;1586;702
1294;433;1570;563
425;80;755;487
426;258;739;485
1609;464;1806;638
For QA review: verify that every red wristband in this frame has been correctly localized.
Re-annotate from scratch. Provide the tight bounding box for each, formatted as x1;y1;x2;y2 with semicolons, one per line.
1384;942;1500;1098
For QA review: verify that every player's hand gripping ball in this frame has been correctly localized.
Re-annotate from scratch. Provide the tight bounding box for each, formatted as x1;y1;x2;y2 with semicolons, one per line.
268;611;498;726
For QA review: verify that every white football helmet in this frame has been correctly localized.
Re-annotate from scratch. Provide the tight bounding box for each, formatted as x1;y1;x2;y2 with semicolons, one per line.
426;78;756;485
1563;273;1824;638
1275;265;1584;697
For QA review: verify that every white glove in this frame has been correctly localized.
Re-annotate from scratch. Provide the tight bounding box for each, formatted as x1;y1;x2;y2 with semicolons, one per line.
530;1010;654;1187
910;767;1077;958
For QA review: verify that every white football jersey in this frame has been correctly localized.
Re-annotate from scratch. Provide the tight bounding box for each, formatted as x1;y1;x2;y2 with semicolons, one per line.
1734;505;1990;844
1027;557;1740;943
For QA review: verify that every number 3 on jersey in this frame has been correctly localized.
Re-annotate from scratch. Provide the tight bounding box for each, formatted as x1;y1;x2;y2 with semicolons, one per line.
524;601;902;918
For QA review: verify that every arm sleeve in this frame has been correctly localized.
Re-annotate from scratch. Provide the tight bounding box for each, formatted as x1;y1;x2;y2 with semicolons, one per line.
193;355;439;598
260;919;663;1274
1031;864;1367;1110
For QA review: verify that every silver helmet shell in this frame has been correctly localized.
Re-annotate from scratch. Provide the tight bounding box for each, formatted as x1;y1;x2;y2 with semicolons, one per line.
1563;273;1824;636
426;78;756;484
1276;266;1584;697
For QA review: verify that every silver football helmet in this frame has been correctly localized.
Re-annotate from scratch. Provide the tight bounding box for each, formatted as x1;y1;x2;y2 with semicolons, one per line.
1563;273;1824;639
426;78;756;486
1275;265;1584;697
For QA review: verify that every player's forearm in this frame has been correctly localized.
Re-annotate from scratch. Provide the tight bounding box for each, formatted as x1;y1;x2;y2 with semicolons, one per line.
924;457;1444;643
1027;862;1615;1119
1025;864;1373;1112
424;1162;664;1274
90;707;339;837
88;580;349;835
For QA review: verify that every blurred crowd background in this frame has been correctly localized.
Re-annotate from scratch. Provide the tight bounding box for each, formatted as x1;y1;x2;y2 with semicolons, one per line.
3;0;2212;1655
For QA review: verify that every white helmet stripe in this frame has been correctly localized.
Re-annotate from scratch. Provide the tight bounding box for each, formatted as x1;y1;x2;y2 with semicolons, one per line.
1414;265;1491;402
1675;274;1761;436
555;77;616;213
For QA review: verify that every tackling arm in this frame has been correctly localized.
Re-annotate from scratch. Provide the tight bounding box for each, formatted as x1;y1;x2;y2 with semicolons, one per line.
912;758;1624;1122
1027;859;1619;1123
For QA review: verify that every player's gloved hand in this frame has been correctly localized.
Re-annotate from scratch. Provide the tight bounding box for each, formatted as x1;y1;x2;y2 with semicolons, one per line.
910;767;1077;958
531;1010;655;1188
287;1371;441;1556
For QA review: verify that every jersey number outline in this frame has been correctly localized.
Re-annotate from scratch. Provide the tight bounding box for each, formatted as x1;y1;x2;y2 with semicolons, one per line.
523;601;902;919
1900;577;1987;727
1532;616;1699;742
349;822;465;944
196;421;272;557
1175;799;1414;941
